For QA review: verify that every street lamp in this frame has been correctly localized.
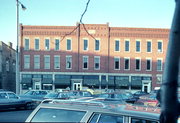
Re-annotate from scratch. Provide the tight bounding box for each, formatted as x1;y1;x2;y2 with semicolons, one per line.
16;0;26;94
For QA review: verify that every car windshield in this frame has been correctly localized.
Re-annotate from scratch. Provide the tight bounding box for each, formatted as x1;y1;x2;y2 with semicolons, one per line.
31;108;86;122
24;91;34;95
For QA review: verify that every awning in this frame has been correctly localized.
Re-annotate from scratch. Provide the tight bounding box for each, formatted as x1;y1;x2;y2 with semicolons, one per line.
83;79;100;86
42;78;53;84
21;78;32;84
131;81;142;86
115;80;129;86
54;78;70;85
107;79;115;86
101;79;107;86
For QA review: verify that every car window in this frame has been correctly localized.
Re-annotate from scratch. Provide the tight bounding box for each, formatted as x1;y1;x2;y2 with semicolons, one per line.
25;91;34;95
8;93;19;99
89;113;123;123
31;108;86;122
0;93;8;99
131;118;158;123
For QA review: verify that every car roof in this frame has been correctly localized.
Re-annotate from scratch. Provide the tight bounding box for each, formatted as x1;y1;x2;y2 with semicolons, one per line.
0;91;15;93
39;100;160;120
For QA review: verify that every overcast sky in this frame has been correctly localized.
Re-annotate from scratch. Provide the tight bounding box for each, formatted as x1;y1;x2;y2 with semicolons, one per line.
0;0;176;49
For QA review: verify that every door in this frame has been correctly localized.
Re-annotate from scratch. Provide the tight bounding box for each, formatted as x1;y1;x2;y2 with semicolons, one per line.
73;83;81;90
72;80;82;90
34;82;41;90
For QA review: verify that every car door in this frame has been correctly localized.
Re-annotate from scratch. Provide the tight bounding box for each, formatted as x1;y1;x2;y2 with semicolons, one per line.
7;92;22;107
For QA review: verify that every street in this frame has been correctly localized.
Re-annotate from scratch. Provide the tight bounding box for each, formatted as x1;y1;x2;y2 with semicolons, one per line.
0;109;33;122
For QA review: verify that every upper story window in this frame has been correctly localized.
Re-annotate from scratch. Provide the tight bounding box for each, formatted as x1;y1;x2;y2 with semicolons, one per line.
147;41;152;52
66;56;72;69
135;58;141;71
34;39;39;50
54;55;60;69
146;58;152;71
6;60;9;72
34;55;40;69
95;39;100;51
83;39;88;51
24;55;30;69
83;56;88;69
125;40;130;52
124;58;130;70
136;40;141;52
67;39;72;51
158;41;163;52
115;40;120;51
114;57;120;70
55;39;60;51
24;39;29;50
45;39;50;50
44;55;50;69
94;56;100;70
157;59;162;71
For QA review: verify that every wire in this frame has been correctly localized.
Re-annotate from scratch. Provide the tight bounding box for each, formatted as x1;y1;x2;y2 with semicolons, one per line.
60;0;96;42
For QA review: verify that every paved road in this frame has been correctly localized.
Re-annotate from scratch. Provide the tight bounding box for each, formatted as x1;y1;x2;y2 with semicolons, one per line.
0;109;33;122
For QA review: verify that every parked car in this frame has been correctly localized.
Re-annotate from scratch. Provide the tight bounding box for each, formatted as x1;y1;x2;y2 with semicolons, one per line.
68;90;93;99
25;100;160;122
133;91;149;99
135;93;159;107
43;92;70;100
20;90;48;100
0;91;35;110
96;92;137;104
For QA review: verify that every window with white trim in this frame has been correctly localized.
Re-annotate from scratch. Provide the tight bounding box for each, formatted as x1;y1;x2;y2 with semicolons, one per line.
114;57;120;70
54;55;60;69
94;56;100;70
34;55;40;69
136;40;141;52
158;41;163;52
55;39;60;51
67;39;71;51
95;39;100;51
124;58;130;70
83;39;88;51
135;58;141;71
45;39;50;50
115;40;120;51
146;59;152;71
35;39;39;50
147;41;152;52
83;56;88;69
125;40;130;52
157;59;162;71
66;56;72;69
24;39;29;50
44;55;50;69
24;55;30;69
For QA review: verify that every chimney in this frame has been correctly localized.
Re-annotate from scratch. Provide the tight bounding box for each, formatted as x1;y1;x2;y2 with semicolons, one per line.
8;42;12;48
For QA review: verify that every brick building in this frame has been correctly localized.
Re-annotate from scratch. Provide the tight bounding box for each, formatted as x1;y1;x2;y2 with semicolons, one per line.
0;41;16;92
19;23;169;93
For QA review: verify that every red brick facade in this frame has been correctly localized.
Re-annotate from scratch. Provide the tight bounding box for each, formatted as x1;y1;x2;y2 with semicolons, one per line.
19;23;169;93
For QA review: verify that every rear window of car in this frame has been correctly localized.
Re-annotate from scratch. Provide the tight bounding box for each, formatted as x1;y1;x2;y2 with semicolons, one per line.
31;108;86;122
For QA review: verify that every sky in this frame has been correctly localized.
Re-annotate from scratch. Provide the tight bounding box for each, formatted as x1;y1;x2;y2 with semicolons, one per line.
0;0;176;49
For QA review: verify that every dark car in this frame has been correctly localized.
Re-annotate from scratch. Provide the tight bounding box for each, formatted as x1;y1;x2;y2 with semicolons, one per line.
25;100;160;122
44;92;70;100
96;92;137;104
0;91;35;110
133;91;149;99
